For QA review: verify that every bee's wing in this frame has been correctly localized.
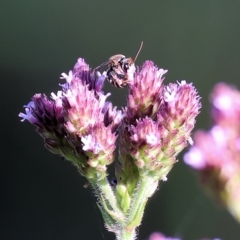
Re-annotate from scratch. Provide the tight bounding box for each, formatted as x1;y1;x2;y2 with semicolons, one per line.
93;60;110;71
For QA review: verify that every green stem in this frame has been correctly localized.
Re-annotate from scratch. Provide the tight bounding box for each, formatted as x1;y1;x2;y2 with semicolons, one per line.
116;227;136;240
115;177;157;240
127;177;158;228
90;178;125;222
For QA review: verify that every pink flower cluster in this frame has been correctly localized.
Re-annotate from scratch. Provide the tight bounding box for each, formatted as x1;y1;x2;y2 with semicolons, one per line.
184;83;240;222
19;58;201;184
19;57;201;239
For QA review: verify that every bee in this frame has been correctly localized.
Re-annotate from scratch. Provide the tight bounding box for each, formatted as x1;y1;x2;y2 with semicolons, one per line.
94;41;143;88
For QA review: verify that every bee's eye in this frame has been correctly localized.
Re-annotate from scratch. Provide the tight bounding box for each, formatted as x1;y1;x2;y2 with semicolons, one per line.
121;62;129;71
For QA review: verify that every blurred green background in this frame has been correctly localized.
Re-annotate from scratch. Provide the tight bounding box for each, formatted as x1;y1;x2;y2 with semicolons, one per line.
1;1;240;239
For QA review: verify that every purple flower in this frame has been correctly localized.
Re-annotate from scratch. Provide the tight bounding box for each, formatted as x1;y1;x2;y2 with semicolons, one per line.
20;56;202;238
184;83;240;174
117;61;201;184
184;83;240;222
19;58;122;180
126;61;166;121
20;58;201;183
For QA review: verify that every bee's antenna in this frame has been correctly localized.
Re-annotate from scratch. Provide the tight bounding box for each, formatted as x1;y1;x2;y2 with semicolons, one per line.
93;60;109;71
133;41;143;63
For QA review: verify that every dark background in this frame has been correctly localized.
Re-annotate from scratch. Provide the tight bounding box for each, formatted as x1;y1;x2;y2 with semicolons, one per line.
1;1;240;239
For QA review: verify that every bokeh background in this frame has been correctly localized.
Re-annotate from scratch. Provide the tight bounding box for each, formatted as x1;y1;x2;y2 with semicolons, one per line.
1;1;240;239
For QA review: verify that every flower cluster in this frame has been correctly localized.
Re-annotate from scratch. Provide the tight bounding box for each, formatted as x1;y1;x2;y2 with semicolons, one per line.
19;59;122;181
184;83;240;222
116;61;201;212
19;57;201;240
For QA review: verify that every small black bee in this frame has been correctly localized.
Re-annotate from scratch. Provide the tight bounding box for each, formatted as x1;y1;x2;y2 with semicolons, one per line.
94;41;143;88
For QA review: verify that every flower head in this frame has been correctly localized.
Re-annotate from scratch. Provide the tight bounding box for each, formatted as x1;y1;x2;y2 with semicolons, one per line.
19;58;122;180
117;61;201;193
184;82;240;222
126;61;166;121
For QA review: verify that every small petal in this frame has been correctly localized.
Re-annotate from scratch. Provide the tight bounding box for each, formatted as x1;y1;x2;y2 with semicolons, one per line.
60;71;74;84
19;101;36;122
51;91;63;108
